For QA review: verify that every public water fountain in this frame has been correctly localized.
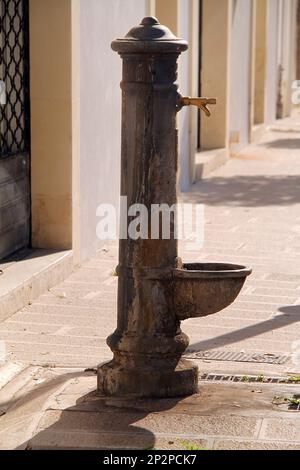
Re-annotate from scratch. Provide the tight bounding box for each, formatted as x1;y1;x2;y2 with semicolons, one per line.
98;17;251;398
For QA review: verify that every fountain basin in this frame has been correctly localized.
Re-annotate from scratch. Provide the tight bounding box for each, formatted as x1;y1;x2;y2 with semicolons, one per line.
173;263;252;320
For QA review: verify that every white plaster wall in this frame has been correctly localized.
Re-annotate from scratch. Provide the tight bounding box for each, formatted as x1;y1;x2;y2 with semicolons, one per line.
265;0;280;124
79;0;148;261
281;0;298;116
178;0;192;192
229;0;252;151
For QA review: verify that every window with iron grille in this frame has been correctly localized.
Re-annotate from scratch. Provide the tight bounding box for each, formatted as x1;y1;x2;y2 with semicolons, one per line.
0;0;30;159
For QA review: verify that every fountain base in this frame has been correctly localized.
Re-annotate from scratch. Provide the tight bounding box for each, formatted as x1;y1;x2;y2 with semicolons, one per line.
97;359;198;398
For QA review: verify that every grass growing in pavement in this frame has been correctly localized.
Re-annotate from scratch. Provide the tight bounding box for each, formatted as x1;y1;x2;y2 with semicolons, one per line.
288;397;300;406
181;441;209;451
286;377;300;384
241;375;265;383
241;376;251;382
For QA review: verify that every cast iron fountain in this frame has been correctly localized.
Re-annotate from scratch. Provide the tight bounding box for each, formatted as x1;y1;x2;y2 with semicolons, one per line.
98;17;252;398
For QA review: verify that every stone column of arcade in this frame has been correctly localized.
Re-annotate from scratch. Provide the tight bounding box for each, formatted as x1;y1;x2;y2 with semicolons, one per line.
97;17;252;398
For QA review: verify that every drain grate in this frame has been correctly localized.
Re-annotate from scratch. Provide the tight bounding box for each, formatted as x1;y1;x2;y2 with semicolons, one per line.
200;373;299;384
184;349;290;365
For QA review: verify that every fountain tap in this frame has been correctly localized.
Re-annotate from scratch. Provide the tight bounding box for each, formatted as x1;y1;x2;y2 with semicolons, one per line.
178;96;217;117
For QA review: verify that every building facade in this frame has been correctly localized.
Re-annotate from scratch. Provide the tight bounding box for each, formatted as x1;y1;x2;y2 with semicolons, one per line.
0;0;299;270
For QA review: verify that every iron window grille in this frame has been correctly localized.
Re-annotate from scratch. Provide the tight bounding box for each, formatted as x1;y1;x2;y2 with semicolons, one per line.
0;0;30;159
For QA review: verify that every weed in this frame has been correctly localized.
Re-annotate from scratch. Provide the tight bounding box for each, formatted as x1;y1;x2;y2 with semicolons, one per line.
181;441;209;451
241;375;251;382
287;377;300;384
288;397;300;406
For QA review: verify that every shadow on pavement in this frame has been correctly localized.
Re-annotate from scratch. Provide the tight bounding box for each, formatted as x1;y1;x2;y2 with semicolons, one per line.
187;175;300;207
188;305;300;352
260;138;300;149
19;390;186;450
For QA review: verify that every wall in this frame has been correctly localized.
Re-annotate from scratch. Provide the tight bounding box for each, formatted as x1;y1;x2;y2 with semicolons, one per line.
30;0;73;249
155;0;193;192
280;0;298;117
156;0;178;33
253;0;267;125
229;0;253;152
177;0;192;192
78;0;148;262
265;0;280;124
201;0;231;150
297;0;300;79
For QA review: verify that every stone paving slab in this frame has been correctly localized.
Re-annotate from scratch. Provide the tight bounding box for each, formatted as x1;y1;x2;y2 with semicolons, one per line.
214;440;300;450
0;368;300;450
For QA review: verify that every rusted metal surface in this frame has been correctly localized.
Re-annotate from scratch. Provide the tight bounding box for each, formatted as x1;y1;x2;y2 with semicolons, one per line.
97;17;251;398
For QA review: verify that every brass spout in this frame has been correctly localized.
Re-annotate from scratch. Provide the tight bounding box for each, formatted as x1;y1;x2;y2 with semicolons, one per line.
179;96;217;117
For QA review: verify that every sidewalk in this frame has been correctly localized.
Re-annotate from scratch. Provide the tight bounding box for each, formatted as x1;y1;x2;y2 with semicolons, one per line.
0;114;300;449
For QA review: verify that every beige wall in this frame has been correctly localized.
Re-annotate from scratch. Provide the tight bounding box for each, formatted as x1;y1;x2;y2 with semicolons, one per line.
147;0;156;17
30;0;72;250
200;0;231;150
156;0;178;33
253;0;267;125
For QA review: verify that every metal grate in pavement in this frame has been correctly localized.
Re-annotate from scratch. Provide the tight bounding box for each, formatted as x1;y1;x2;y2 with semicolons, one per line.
200;373;299;384
184;349;290;365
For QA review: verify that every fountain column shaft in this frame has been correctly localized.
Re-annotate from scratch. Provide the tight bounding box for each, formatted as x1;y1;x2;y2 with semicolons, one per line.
119;54;178;270
97;18;198;397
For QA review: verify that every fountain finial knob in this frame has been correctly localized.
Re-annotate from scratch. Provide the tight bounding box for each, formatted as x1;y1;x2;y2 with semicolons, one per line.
141;16;160;26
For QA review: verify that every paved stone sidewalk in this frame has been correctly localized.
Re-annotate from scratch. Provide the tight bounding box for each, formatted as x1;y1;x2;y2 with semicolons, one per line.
0;365;300;450
0;114;300;449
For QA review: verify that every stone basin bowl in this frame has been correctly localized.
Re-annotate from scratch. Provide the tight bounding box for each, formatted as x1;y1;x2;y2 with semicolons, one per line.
172;263;252;320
